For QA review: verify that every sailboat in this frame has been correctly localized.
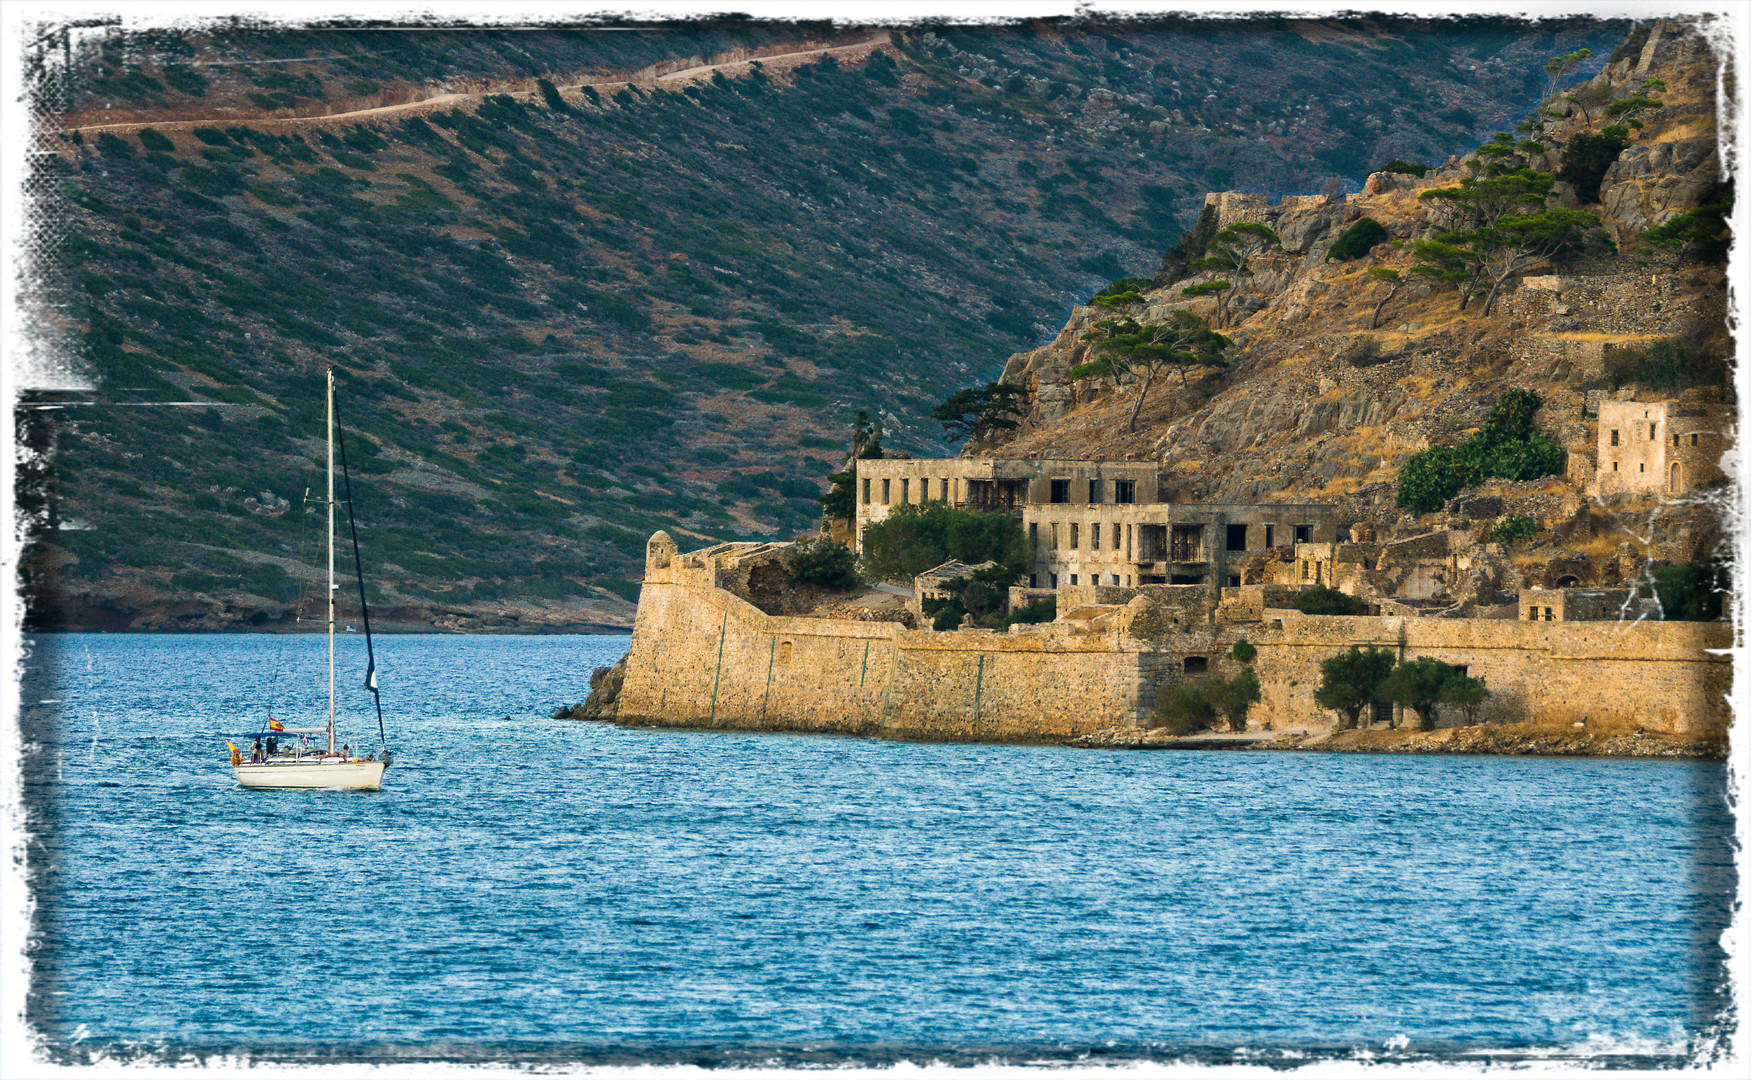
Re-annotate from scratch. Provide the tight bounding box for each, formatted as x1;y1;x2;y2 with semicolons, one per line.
230;368;391;791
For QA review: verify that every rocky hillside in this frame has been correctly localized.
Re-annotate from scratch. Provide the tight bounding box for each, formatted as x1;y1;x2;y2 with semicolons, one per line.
990;20;1728;576
22;16;1627;631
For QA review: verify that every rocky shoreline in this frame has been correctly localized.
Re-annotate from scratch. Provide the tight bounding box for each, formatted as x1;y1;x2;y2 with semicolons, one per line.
1076;722;1726;760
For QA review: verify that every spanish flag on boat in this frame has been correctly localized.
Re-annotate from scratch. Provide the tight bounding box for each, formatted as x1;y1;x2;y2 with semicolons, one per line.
268;717;285;732
227;741;241;766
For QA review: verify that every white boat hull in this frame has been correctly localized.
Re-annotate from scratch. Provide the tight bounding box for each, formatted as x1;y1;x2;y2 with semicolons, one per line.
233;758;388;790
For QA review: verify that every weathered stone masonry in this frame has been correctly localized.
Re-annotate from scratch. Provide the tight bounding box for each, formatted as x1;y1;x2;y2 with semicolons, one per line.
616;533;1731;741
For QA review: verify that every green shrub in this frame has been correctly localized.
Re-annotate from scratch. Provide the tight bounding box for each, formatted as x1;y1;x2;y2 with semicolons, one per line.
1327;217;1388;261
95;132;134;158
341;126;389;153
1557;130;1629;204
332;150;377;171
592;576;641;603
922;564;1021;630
693;361;765;390
1156;680;1217;735
175;189;225;213
1397;389;1564;513
1381;656;1465;731
1004;594;1056;627
1640;559;1730;621
1208;666;1262;732
859;501;1029;583
1374;159;1428;176
137;128;175;153
1489;515;1536;543
1292;586;1366;616
1602;337;1731;392
241;563;299;602
162;64;208;97
786;538;859;589
1313;645;1396;729
171;571;221;592
1640;200;1733;264
1089;276;1151;305
246;182;293;206
1230;638;1257;663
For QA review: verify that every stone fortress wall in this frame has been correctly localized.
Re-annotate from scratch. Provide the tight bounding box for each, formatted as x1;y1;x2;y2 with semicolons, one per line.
613;533;1732;742
618;532;1150;741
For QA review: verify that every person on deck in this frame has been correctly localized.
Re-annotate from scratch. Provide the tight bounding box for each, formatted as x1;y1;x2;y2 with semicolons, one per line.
250;738;264;764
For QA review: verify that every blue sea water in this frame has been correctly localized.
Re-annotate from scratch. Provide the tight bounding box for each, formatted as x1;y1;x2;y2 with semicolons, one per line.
16;633;1735;1068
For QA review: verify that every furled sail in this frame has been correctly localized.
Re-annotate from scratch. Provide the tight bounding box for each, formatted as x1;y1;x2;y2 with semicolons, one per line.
331;387;389;756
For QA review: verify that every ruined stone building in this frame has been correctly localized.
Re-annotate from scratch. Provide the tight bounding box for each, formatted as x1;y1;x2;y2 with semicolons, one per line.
854;456;1337;591
1593;398;1731;497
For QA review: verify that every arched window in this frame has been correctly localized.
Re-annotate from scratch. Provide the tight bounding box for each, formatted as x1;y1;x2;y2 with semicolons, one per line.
1670;462;1682;494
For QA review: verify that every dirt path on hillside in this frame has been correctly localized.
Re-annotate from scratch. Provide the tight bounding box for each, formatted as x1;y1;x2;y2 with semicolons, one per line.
61;30;893;138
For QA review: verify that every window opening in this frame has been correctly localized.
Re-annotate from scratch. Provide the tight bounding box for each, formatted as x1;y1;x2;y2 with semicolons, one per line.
1183;656;1208;674
1088;479;1101;503
1050;479;1070;504
1137;524;1168;562
1226;523;1248;551
1170;524;1203;561
1114;480;1135;504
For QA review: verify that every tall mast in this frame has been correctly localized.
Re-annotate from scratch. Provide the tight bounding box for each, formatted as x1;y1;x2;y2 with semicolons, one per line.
326;368;336;755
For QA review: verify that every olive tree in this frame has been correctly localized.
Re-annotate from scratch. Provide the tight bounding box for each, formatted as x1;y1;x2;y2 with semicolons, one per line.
1313;645;1396;730
1381;656;1464;731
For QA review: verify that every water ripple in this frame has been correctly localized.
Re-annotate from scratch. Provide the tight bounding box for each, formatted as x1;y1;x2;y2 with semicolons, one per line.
18;633;1733;1067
